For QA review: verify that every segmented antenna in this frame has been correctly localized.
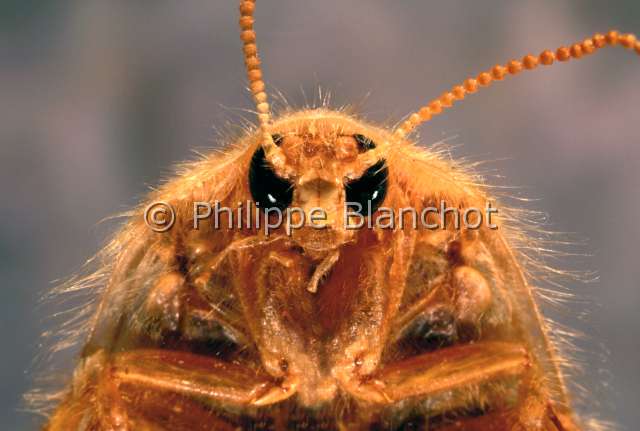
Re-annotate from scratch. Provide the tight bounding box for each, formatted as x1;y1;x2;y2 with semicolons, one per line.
239;0;282;160
395;30;640;138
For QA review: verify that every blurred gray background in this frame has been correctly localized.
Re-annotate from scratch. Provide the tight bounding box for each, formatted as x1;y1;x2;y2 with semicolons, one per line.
1;1;639;429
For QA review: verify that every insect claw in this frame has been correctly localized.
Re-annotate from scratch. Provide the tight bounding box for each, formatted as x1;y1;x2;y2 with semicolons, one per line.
251;376;299;406
352;379;393;405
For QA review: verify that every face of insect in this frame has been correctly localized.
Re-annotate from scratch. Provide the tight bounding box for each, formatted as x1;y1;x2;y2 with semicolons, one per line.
249;112;388;255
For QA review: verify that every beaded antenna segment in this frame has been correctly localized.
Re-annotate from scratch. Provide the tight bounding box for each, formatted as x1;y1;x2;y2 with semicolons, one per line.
239;0;283;162
395;30;640;138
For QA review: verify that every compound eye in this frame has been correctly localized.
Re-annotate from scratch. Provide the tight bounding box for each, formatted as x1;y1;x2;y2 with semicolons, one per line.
345;159;388;215
249;146;293;211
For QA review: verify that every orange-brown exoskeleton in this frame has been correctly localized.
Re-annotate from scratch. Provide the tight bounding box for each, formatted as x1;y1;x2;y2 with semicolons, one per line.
40;1;640;430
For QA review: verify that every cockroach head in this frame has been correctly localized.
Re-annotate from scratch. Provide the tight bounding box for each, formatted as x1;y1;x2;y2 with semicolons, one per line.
247;110;391;254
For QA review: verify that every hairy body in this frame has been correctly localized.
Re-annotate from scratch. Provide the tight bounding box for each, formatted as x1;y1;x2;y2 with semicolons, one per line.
46;110;577;430
38;0;640;429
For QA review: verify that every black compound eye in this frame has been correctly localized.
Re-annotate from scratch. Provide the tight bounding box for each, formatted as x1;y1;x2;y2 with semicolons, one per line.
249;146;293;211
345;159;388;215
354;134;376;152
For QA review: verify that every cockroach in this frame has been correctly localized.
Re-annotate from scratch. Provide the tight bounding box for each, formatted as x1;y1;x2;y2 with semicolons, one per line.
37;1;639;430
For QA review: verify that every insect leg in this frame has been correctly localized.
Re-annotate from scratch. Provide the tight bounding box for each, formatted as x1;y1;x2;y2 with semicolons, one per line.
351;341;578;430
48;348;296;430
109;349;291;406
344;341;529;404
331;231;416;400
